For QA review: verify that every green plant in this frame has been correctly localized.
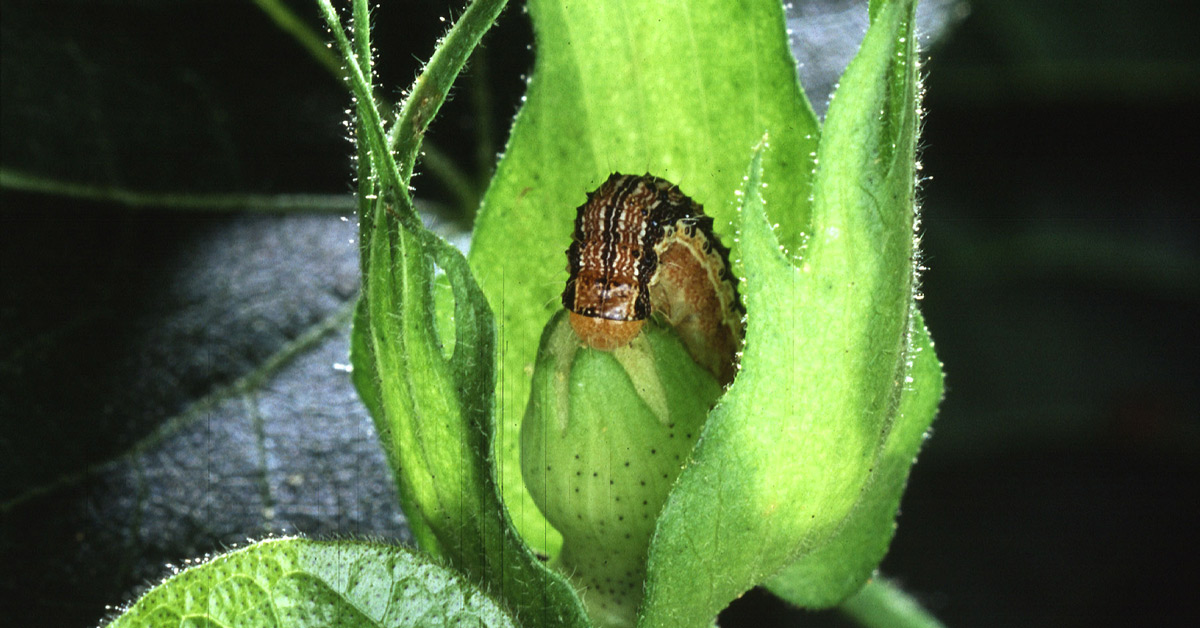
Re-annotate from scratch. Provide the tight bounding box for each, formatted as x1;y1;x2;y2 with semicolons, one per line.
102;0;943;626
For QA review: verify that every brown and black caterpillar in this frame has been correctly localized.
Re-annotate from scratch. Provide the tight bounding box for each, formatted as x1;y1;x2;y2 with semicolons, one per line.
562;173;743;384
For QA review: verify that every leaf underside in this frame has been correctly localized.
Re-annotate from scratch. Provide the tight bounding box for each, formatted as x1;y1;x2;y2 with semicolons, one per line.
766;312;943;608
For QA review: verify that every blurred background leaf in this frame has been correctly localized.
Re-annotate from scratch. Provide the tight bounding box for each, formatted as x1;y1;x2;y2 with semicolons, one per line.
1;1;1197;627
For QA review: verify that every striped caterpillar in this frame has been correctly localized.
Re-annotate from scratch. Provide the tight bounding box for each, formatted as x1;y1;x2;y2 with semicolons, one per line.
562;173;744;384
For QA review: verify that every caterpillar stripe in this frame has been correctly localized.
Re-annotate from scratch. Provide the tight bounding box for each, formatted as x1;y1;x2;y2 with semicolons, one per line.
562;173;744;384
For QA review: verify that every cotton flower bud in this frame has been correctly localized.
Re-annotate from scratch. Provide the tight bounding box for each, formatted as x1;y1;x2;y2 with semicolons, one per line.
521;311;722;627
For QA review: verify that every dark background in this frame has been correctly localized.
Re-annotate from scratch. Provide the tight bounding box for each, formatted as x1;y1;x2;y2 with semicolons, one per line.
2;1;1197;626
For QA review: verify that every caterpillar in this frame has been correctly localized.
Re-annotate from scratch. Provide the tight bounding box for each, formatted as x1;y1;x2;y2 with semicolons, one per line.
562;173;744;384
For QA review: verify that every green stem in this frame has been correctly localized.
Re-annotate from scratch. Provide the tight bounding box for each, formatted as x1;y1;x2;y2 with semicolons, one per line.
386;0;508;186
319;0;506;232
0;168;355;213
840;578;946;628
254;0;474;215
350;0;377;258
316;0;404;205
350;0;373;81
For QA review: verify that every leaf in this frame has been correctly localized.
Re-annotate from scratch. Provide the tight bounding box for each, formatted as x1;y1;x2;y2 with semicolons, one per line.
351;294;442;555
328;0;590;622
640;1;924;625
105;538;517;628
468;0;821;557
356;190;589;626
0;210;408;628
360;199;488;561
765;312;943;607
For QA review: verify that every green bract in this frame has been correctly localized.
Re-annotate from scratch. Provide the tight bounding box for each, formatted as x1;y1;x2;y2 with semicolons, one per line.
470;0;940;625
639;0;934;622
468;0;820;557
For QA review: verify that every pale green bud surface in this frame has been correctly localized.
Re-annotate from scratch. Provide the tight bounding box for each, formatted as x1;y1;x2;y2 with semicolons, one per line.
521;310;722;627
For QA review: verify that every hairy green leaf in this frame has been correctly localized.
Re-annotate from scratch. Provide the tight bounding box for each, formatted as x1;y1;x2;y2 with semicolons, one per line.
766;313;943;607
640;1;925;625
106;538;516;628
469;0;821;557
330;0;590;623
355;192;588;628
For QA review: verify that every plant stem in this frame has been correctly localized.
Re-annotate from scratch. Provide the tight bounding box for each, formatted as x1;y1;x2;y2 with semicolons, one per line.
316;0;404;205
350;0;373;81
840;578;946;628
350;0;376;257
253;0;476;212
319;0;506;232
386;0;508;185
0;168;356;213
